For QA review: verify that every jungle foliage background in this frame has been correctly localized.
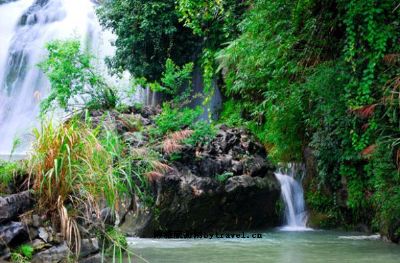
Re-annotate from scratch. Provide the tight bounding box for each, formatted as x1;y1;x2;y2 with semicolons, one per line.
96;0;400;240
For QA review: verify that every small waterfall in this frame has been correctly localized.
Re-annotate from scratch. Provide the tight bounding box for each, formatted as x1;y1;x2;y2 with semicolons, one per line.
275;164;311;231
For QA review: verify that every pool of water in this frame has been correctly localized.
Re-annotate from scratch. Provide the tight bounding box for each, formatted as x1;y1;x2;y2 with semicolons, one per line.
127;230;400;263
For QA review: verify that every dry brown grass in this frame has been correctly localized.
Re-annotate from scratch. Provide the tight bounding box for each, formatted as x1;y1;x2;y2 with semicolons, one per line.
163;129;193;154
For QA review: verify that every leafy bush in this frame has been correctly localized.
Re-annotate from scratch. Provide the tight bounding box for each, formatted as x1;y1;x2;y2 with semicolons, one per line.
183;121;216;146
153;104;203;136
152;103;216;149
0;160;26;194
367;143;400;240
219;99;245;128
160;59;194;96
0;161;19;187
135;58;195;104
39;40;118;114
101;228;128;261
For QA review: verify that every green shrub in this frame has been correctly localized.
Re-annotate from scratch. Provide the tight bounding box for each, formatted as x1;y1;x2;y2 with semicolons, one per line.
153;104;202;136
102;228;128;261
38;40;118;114
183;121;216;146
160;59;194;97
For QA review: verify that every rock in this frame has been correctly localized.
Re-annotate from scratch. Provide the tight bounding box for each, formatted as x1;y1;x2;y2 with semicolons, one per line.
0;247;10;260
28;226;39;240
120;205;154;237
0;0;19;5
79;238;99;258
38;227;49;242
121;171;280;237
83;110;280;238
79;253;101;263
0;191;34;224
30;238;51;251
32;214;41;228
387;220;400;243
31;242;70;263
120;126;280;237
19;0;55;26
0;222;28;248
100;207;116;226
243;155;272;177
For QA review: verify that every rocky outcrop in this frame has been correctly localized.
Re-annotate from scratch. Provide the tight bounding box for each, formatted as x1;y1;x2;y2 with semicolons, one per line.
120;125;280;237
0;193;101;262
0;191;33;260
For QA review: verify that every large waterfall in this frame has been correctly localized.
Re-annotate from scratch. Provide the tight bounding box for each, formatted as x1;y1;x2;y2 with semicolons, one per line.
275;165;312;231
0;0;121;156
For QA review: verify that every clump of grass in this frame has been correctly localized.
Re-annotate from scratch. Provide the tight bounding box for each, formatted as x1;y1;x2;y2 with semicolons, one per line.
10;244;33;263
0;160;26;194
28;118;126;212
27;117;131;258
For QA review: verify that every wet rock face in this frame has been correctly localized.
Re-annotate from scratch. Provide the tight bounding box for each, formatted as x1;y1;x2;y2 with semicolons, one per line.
121;125;280;237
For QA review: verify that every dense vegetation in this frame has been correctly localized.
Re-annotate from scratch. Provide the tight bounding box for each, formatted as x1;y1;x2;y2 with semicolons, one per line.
98;0;400;241
1;3;399;259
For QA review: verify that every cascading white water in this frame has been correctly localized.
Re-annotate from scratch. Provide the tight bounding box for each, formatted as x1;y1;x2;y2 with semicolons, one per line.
275;165;312;231
0;0;136;157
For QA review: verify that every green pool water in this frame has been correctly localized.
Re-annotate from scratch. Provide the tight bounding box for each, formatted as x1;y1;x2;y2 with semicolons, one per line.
127;230;400;263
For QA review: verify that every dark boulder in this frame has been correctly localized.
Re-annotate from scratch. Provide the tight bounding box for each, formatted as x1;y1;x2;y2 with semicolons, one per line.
31;242;70;263
0;221;28;256
79;238;100;259
0;191;33;224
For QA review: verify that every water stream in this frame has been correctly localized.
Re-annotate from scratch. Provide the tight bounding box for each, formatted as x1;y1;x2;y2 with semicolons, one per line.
127;231;400;263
